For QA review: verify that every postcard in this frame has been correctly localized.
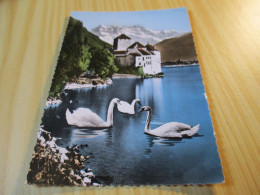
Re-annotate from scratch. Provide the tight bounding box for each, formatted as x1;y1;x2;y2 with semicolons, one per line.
27;8;224;186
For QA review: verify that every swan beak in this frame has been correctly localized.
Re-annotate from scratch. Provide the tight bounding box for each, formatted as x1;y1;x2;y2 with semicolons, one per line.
117;100;122;105
138;101;141;105
138;108;143;113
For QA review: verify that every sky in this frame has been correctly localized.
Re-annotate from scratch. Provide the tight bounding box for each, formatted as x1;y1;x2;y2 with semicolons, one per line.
71;8;192;32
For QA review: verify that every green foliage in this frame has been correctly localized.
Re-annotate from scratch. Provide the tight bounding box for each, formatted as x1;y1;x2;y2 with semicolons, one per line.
117;65;144;77
89;48;118;78
50;16;149;97
50;17;88;96
79;46;91;71
49;17;114;96
85;31;111;49
138;67;144;76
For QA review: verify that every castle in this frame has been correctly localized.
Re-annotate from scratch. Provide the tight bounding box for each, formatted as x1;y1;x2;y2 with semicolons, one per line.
113;34;162;75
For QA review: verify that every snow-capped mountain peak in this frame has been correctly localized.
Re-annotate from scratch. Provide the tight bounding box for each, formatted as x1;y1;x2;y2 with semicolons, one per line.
90;25;185;45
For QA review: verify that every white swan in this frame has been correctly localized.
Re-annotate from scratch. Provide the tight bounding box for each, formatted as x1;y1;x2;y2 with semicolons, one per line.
66;98;120;128
139;106;200;138
117;99;141;115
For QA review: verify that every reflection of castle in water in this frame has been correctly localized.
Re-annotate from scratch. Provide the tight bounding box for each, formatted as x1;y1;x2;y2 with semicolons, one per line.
135;78;164;119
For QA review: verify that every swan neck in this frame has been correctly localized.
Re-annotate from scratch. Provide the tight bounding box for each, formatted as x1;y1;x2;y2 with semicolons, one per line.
145;110;152;132
131;99;138;107
106;100;115;126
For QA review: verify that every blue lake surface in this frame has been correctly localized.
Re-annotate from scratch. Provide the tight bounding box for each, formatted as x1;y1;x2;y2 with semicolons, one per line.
42;66;224;185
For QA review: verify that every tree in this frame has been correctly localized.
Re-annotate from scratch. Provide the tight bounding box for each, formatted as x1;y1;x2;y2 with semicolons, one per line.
79;46;92;71
50;17;91;96
49;16;114;97
89;48;118;78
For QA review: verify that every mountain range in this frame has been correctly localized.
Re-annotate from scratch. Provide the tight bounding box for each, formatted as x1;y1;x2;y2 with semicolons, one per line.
90;25;185;45
155;32;198;63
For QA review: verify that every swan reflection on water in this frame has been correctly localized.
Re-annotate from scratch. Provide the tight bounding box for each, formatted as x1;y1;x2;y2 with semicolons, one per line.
142;135;185;158
70;126;189;160
71;128;109;143
143;130;203;159
152;135;184;146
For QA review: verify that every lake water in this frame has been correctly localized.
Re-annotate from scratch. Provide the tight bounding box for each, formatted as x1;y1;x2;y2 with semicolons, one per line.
42;66;224;185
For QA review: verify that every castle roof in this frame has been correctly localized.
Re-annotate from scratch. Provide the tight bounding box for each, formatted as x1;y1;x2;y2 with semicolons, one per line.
114;50;126;55
146;44;155;51
114;34;131;40
128;42;145;49
138;48;150;55
129;52;141;57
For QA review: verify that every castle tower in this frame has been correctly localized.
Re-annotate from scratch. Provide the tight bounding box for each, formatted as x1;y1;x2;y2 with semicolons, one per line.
113;34;131;51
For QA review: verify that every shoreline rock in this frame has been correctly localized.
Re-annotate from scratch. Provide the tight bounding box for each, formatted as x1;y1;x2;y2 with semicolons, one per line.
45;93;63;107
45;75;113;107
45;99;62;107
27;128;101;186
143;72;164;78
112;72;164;79
112;73;141;79
64;77;113;90
45;71;165;108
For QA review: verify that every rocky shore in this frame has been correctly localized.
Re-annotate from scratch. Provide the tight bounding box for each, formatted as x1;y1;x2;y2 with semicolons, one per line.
45;73;113;107
143;72;164;78
112;72;164;79
27;128;101;186
45;96;62;107
112;73;141;78
45;71;164;107
64;73;113;90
